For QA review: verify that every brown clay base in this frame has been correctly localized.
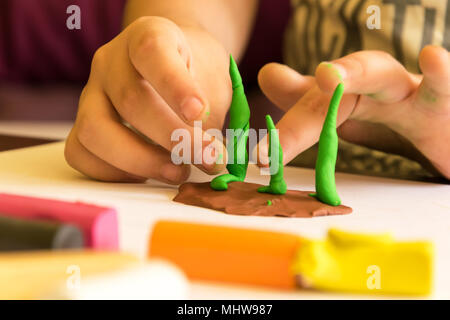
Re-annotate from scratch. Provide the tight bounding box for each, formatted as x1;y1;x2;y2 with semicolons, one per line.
173;182;353;218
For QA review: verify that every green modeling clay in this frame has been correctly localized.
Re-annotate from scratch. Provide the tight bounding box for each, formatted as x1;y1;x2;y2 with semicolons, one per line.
210;55;250;191
257;115;287;195
311;83;344;206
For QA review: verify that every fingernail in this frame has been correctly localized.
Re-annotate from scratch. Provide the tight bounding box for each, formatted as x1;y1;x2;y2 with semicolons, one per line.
202;143;219;171
215;152;224;165
160;163;184;183
181;97;204;121
328;63;347;82
202;141;226;173
319;62;346;82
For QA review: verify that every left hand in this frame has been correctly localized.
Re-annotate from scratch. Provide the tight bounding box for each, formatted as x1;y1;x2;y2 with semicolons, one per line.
257;46;450;179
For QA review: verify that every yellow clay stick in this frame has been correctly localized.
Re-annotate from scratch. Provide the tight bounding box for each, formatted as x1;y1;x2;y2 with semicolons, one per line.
0;251;138;299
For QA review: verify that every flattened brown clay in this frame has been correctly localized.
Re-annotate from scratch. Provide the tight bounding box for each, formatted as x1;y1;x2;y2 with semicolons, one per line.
173;182;352;218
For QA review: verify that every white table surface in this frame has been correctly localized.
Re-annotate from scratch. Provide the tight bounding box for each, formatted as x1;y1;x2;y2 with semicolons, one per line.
0;142;449;299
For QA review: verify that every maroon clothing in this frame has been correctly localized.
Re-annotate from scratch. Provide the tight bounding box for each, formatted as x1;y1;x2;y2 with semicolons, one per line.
0;0;290;84
239;0;291;86
0;0;126;83
0;0;289;125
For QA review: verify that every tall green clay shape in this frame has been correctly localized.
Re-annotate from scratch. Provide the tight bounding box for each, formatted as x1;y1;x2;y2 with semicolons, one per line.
257;115;287;195
210;55;250;191
312;83;344;206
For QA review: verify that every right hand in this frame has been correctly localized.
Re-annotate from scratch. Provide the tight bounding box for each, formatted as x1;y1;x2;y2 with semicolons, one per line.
65;16;231;184
257;48;450;179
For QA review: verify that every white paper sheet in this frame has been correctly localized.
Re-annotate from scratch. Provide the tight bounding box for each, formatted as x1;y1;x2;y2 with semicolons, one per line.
0;142;449;299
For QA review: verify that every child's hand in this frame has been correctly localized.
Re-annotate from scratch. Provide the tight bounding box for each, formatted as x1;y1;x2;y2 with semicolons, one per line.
258;46;450;179
65;17;230;184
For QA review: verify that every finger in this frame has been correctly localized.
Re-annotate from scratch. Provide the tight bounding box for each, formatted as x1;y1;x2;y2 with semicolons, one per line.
417;45;450;108
128;22;209;124
76;86;191;185
256;86;357;166
104;58;227;175
315;51;416;103
258;63;315;111
65;128;147;183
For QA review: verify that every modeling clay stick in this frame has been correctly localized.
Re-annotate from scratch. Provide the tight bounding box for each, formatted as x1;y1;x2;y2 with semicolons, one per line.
293;229;433;295
211;55;250;191
149;220;301;289
258;115;287;195
0;215;84;251
0;251;139;299
313;83;344;206
0;193;118;249
149;221;433;295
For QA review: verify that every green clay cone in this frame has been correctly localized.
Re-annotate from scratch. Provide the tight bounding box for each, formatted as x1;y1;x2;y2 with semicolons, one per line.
257;115;287;195
313;83;344;206
210;55;250;191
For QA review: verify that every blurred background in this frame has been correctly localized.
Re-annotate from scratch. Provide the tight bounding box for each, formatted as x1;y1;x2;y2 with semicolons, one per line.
0;0;441;182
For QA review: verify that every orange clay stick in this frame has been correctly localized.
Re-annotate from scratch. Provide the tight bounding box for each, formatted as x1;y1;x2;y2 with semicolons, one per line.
149;220;301;289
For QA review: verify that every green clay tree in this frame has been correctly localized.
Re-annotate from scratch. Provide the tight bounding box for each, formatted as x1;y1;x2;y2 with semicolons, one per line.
257;115;287;195
311;83;344;206
211;58;343;206
210;55;250;190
